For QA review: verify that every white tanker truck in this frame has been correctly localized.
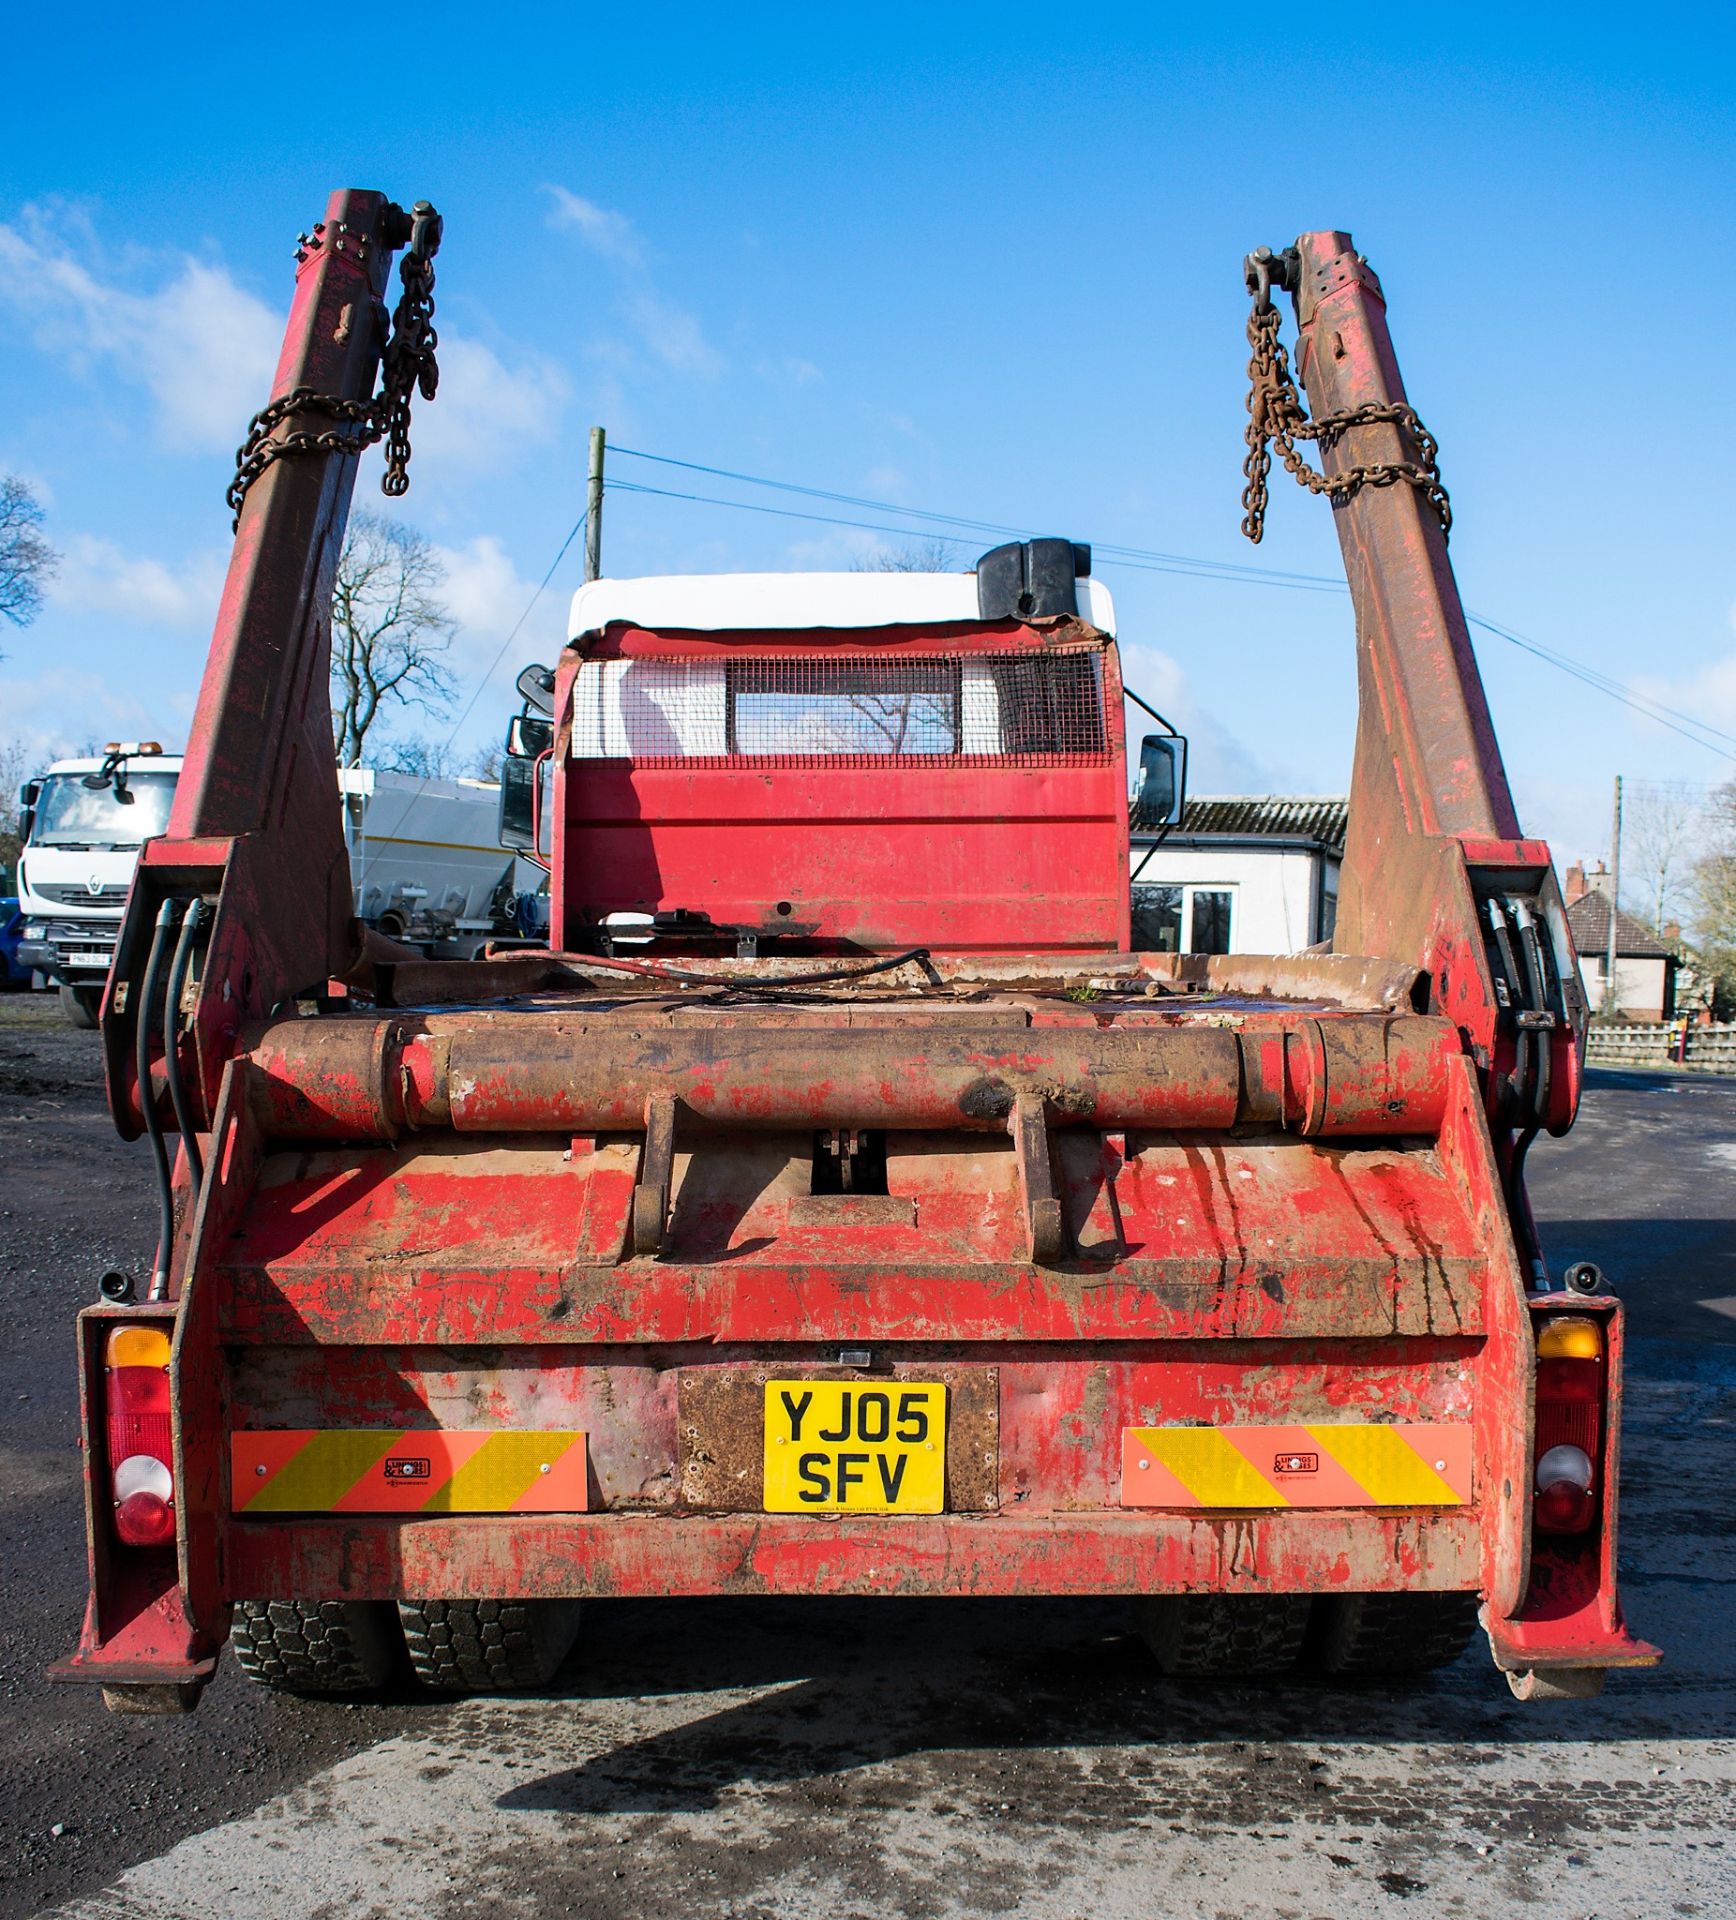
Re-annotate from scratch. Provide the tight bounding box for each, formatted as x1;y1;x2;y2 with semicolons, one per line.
16;744;539;1024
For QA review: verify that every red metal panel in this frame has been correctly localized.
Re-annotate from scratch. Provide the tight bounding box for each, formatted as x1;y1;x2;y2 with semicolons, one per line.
227;1507;1483;1599
214;1129;1489;1348
560;762;1128;953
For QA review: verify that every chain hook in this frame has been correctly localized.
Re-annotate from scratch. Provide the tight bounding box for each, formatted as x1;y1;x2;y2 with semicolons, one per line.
227;197;443;526
1245;246;1275;315
1238;241;1450;546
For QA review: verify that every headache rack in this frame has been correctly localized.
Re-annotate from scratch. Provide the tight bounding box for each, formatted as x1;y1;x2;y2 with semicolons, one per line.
568;647;1112;767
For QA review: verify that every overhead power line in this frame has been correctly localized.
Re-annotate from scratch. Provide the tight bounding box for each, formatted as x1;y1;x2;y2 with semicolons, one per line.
608;446;1735;758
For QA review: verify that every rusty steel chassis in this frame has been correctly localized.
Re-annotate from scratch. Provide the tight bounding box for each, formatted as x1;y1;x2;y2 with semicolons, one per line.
54;194;1656;1702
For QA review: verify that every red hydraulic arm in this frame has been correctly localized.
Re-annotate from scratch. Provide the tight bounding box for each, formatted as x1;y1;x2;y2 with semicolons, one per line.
101;190;441;1148
1247;233;1656;1688
1245;231;1584;1143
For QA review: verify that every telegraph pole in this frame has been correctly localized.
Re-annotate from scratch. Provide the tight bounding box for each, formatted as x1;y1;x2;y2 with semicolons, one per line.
1602;774;1623;1019
585;427;606;583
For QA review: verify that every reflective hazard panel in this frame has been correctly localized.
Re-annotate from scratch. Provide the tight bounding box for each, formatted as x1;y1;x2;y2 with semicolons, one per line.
231;1431;588;1514
1120;1423;1471;1509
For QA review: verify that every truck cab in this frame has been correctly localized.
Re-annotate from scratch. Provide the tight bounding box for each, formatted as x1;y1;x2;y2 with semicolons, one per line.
16;745;182;1026
532;543;1134;957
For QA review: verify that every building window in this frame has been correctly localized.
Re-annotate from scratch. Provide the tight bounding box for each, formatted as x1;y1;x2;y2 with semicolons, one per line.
1190;889;1233;956
1132;883;1235;956
1131;885;1183;952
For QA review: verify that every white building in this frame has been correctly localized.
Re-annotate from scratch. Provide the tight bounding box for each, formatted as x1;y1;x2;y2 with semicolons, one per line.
1129;796;1346;956
1562;863;1678;1023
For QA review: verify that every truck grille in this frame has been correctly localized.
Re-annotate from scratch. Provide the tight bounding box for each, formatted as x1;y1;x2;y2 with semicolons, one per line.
27;881;125;906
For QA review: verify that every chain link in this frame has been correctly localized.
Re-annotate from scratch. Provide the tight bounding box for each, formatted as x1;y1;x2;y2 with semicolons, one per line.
1240;295;1450;545
226;203;442;530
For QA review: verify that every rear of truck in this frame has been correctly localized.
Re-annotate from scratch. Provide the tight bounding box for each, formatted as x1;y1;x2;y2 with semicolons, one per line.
52;193;1655;1712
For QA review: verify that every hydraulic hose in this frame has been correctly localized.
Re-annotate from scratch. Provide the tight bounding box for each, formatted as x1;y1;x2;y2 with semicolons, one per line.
137;899;178;1300
163;899;204;1204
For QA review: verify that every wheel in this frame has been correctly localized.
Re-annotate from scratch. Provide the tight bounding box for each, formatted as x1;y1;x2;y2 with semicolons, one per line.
231;1599;400;1694
398;1598;582;1692
1311;1591;1481;1676
58;983;100;1028
1136;1594;1311;1677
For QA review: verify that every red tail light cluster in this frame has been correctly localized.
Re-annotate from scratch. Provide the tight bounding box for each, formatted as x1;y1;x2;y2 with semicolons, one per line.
105;1324;176;1548
1533;1315;1603;1535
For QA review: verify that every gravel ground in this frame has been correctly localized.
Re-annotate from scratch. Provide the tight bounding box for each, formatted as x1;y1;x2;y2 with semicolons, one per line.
3;992;1732;1919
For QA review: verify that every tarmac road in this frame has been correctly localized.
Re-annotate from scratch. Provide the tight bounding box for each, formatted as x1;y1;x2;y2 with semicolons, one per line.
3;992;1732;1919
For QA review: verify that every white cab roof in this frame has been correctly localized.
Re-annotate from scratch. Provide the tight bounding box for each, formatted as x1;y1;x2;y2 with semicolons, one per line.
44;754;184;776
569;571;1116;642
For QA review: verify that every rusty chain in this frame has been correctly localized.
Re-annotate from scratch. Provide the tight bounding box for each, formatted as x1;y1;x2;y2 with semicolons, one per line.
1240;286;1450;545
226;201;443;530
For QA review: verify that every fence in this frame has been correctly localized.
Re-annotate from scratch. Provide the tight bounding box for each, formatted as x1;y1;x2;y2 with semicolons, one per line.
1585;1021;1736;1072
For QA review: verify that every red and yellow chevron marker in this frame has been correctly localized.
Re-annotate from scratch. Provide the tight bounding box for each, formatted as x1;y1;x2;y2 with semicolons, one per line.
1120;1423;1472;1509
231;1431;588;1515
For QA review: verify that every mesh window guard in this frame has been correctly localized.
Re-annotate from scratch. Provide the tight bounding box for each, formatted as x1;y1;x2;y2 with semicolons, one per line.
569;651;1109;765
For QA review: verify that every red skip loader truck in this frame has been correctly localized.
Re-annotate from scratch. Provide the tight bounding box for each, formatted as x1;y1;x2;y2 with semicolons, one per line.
54;191;1656;1711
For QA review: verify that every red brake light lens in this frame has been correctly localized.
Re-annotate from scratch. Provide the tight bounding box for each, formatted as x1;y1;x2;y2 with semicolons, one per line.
104;1324;175;1550
1533;1316;1605;1536
114;1488;177;1547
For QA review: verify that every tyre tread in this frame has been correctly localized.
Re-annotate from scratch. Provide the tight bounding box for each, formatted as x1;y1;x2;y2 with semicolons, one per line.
231;1598;397;1694
398;1598;580;1692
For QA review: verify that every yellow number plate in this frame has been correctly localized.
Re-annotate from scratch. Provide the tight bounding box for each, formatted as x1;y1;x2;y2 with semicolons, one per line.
762;1380;947;1513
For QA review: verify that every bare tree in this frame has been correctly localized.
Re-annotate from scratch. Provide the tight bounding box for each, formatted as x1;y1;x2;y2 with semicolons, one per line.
1691;780;1736;1014
1;734;38;887
330;512;457;768
0;475;58;642
373;733;459;779
1623;781;1708;933
851;539;956;574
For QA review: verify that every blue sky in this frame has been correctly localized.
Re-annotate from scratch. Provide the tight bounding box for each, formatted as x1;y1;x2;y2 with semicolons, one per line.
2;5;1731;875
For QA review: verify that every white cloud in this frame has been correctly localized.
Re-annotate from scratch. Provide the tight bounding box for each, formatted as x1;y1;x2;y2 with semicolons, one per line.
544;185;722;378
0;205;279;450
48;534;226;630
0;665;191;761
399;335;570;480
1118;639;1275;794
0;202;568;477
431;535;568;689
1634;651;1736;743
756;354;824;388
544;189;642;269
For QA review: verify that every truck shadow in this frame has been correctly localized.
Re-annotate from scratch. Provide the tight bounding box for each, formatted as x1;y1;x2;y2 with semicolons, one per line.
491;1584;1730;1817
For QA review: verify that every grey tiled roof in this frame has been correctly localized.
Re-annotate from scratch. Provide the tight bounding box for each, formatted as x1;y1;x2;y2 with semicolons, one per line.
1565;892;1674;960
1131;793;1348;848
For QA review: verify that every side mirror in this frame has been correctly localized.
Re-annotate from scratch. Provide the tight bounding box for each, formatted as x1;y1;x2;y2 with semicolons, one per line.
1133;734;1187;829
516;663;557;717
506;713;555;759
498;753;539;851
17;779;41;845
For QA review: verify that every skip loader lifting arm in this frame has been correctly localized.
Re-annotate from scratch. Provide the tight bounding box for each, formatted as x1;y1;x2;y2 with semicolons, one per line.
55;189;442;1705
1244;231;1655;1689
52;199;1656;1712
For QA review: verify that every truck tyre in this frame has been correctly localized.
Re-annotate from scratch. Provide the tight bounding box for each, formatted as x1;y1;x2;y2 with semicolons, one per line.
231;1599;400;1694
1310;1591;1481;1677
58;984;100;1029
398;1598;582;1692
1136;1594;1311;1677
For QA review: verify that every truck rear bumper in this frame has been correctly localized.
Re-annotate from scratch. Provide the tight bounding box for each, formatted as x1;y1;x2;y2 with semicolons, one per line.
227;1506;1483;1600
